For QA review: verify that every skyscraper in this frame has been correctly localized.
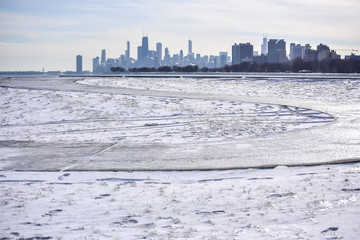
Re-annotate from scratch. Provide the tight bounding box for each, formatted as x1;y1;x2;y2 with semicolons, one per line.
164;47;170;66
101;49;106;66
156;42;162;60
188;39;192;55
268;39;285;54
125;41;130;59
92;56;100;73
261;35;267;55
290;43;305;60
76;55;82;73
180;50;184;64
232;43;253;65
219;52;228;67
267;39;287;63
137;46;142;62
141;35;149;61
317;43;330;61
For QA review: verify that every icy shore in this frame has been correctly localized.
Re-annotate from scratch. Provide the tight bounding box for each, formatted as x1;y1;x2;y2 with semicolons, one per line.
1;163;360;239
0;73;360;239
1;74;360;170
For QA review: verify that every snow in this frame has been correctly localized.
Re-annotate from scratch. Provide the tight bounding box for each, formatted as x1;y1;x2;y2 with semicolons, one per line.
0;73;360;239
1;164;360;239
0;87;331;144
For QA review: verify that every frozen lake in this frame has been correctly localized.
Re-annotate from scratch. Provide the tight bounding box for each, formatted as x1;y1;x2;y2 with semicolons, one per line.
1;73;360;239
0;73;359;170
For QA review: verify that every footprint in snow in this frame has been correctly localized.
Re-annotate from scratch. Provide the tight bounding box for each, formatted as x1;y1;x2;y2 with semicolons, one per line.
42;209;63;217
58;173;71;180
321;227;338;233
95;194;111;199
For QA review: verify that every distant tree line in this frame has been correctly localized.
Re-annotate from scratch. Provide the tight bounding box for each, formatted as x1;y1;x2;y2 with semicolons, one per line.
110;67;126;72
110;59;360;73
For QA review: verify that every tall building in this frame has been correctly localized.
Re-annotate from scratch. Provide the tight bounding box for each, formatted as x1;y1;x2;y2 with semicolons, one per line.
180;50;184;64
164;47;170;66
304;44;318;62
137;46;142;62
156;42;162;60
141;35;149;61
196;53;201;65
76;55;82;73
267;39;287;63
219;52;228;67
92;56;100;73
261;35;267;55
125;41;130;59
268;39;285;54
290;43;305;60
317;43;330;61
188;39;192;55
232;43;253;65
101;49;106;66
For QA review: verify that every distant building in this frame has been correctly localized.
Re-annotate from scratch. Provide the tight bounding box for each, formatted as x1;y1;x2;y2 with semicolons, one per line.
101;49;106;66
252;55;266;65
345;54;360;61
164;47;170;66
232;43;253;65
141;35;149;62
180;50;184;65
317;44;330;61
76;55;82;73
304;45;318;62
156;42;162;60
329;50;341;60
261;35;267;55
92;56;100;73
290;43;305;60
188;39;192;55
267;39;287;63
125;41;130;59
137;46;142;62
219;52;228;67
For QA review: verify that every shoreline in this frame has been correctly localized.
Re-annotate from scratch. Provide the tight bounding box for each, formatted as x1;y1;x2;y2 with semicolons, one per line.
59;72;360;79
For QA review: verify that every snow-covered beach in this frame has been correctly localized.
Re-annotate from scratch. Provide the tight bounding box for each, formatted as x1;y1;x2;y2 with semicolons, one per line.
1;73;360;239
1;163;360;239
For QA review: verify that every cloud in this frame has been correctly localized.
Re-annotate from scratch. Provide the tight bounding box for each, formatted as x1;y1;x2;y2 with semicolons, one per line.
0;0;359;70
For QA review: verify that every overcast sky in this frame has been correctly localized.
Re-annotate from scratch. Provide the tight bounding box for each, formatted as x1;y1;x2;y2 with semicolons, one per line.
0;0;359;71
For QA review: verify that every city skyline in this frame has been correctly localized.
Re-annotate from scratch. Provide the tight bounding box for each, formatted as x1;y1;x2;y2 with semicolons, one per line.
88;34;353;74
1;0;359;71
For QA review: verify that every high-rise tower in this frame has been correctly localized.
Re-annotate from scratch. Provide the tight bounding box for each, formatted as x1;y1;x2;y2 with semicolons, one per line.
164;47;170;66
76;55;82;73
188;39;192;55
101;49;106;66
232;43;253;65
261;35;267;55
125;41;130;59
141;35;149;61
267;39;287;63
156;42;162;60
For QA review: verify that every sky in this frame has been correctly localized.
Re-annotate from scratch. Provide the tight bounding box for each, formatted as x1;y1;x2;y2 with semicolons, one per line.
0;0;359;71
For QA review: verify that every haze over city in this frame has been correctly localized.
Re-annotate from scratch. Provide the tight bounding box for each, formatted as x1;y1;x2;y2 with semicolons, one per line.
0;0;359;71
